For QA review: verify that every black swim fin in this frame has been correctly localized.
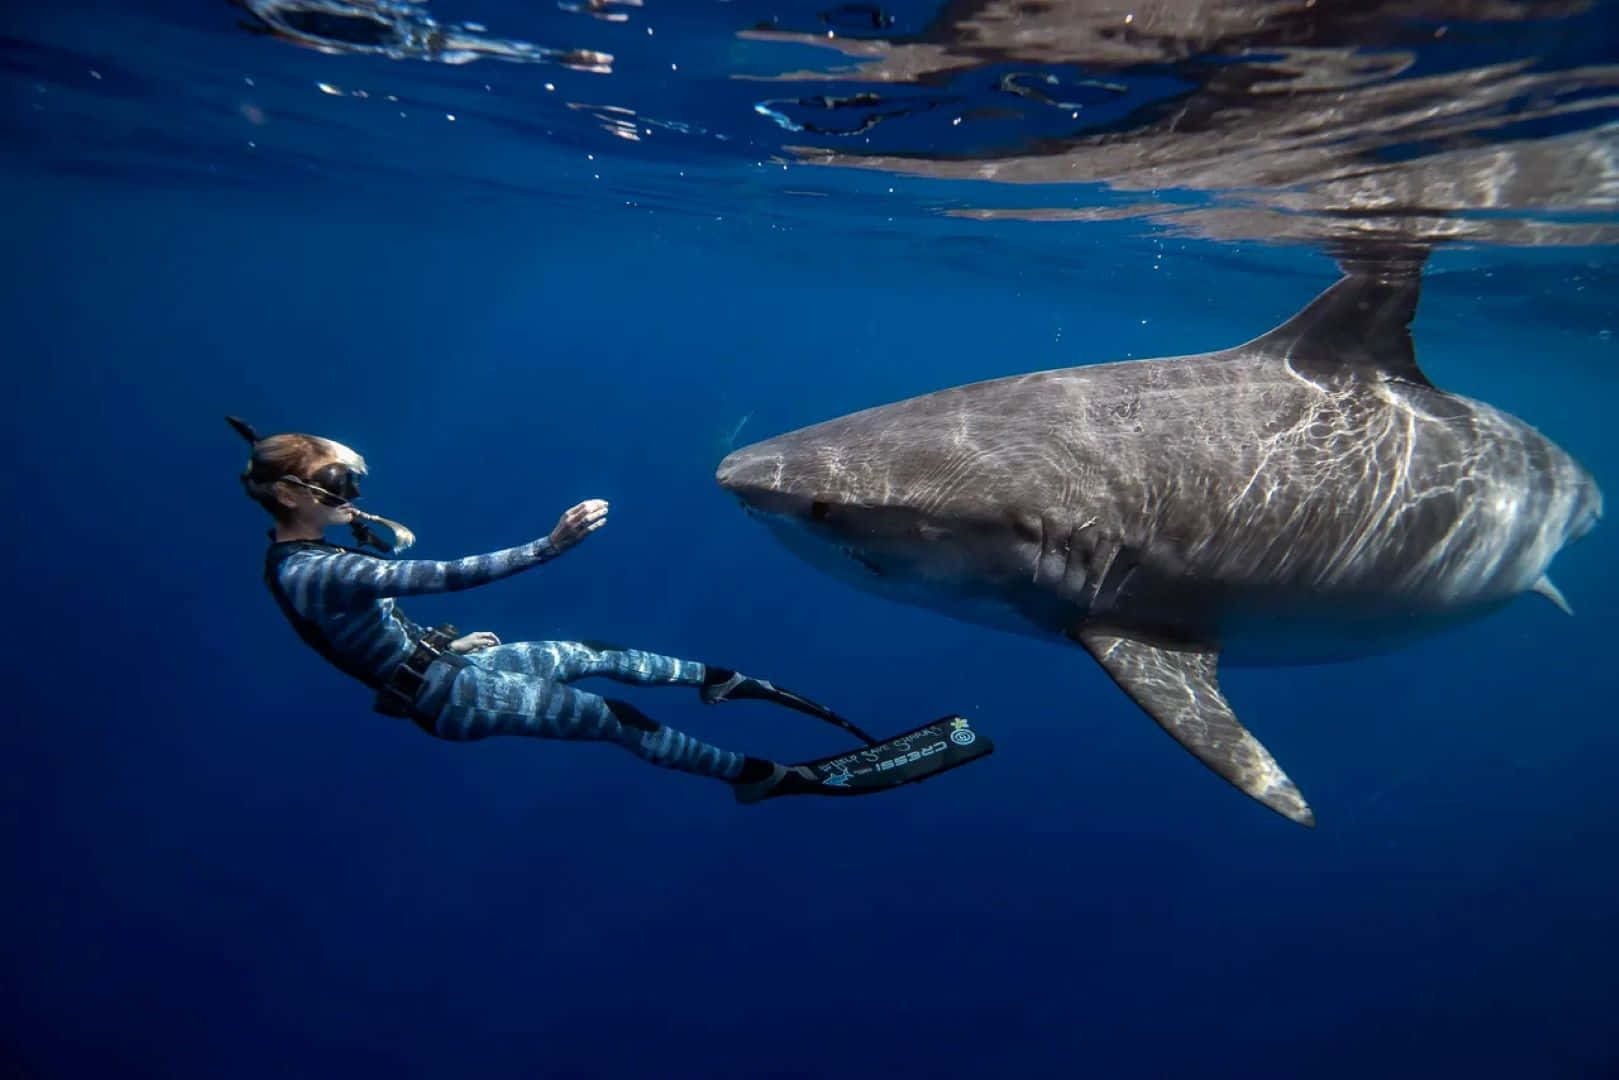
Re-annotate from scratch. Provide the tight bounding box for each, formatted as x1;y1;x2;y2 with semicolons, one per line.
733;715;994;804
701;667;880;745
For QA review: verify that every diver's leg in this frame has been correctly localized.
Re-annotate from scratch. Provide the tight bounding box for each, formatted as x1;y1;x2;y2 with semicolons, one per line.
414;664;984;802
460;642;561;676
426;665;757;782
465;640;707;688
544;641;706;687
471;642;848;731
553;645;871;742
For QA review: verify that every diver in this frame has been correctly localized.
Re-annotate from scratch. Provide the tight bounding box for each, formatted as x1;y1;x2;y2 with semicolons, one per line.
227;417;992;802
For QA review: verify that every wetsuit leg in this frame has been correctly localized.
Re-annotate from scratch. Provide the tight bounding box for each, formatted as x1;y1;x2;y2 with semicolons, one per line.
466;641;705;687
462;642;562;676
426;664;746;781
545;641;707;686
465;643;866;741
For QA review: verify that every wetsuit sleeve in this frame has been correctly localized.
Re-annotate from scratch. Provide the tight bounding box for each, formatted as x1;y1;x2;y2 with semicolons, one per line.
281;538;561;604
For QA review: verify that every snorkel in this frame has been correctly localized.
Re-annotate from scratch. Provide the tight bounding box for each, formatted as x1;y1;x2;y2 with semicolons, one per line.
226;415;417;553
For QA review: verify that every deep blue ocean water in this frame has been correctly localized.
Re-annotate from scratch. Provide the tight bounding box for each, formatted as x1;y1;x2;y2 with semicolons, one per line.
5;1;1619;1077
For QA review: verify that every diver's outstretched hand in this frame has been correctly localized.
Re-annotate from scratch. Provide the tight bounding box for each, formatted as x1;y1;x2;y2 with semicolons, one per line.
549;499;609;552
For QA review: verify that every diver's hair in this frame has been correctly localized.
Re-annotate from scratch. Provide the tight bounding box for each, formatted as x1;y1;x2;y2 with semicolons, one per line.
226;415;416;551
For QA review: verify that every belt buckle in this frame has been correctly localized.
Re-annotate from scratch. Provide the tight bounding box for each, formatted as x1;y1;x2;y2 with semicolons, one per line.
377;624;459;719
422;624;458;655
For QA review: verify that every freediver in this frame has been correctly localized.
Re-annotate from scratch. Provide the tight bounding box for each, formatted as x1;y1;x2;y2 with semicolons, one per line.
227;417;990;802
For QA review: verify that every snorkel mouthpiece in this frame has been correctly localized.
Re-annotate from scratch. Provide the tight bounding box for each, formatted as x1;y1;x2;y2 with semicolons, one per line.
348;508;416;553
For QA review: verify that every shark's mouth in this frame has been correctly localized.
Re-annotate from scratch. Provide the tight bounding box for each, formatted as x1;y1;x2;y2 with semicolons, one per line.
842;546;887;578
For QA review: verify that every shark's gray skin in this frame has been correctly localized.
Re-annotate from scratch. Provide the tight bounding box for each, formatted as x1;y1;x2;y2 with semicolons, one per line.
714;270;1602;827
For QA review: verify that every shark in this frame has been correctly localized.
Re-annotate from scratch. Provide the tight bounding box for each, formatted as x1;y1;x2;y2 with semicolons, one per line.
713;266;1602;827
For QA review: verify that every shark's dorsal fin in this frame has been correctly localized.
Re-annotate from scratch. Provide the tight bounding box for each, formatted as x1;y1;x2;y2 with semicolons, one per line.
1236;272;1432;389
1075;627;1316;827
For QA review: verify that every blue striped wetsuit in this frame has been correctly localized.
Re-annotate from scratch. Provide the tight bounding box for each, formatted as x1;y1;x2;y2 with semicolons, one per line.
263;536;745;781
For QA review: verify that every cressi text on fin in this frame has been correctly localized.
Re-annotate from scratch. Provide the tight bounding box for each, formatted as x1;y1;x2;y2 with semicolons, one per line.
740;716;994;804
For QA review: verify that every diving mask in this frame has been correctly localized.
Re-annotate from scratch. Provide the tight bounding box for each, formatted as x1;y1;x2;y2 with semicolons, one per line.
281;463;362;507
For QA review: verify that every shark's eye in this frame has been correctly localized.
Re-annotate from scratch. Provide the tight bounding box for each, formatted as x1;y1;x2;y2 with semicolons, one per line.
811;500;831;522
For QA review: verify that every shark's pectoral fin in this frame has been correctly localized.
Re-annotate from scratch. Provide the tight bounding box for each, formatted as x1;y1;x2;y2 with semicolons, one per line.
1073;627;1316;828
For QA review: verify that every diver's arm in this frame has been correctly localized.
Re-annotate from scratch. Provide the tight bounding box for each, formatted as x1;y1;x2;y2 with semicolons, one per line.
278;499;610;604
282;539;562;603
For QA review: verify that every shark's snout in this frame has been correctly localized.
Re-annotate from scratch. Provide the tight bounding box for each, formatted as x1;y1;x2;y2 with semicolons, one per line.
716;444;815;519
715;446;775;507
714;447;761;494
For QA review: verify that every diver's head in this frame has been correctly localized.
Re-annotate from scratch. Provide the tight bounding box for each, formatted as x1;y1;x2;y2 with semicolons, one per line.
234;421;367;522
228;416;415;550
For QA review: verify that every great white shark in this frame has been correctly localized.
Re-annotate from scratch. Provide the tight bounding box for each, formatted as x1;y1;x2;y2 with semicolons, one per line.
714;267;1602;827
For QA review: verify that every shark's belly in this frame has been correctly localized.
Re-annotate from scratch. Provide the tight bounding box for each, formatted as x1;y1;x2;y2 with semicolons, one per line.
816;552;1502;667
1209;592;1513;666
